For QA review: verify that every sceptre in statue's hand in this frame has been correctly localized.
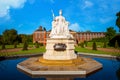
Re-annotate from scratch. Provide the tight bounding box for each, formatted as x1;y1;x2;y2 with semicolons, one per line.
59;10;62;16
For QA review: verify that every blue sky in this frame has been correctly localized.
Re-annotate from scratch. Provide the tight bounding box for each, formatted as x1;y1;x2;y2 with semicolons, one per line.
0;0;120;34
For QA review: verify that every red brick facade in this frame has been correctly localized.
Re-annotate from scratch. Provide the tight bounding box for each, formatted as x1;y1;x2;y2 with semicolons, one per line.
33;31;46;45
33;27;105;45
76;32;105;42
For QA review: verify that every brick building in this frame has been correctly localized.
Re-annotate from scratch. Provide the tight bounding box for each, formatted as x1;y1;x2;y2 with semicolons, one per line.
33;26;105;45
33;26;46;45
76;32;105;42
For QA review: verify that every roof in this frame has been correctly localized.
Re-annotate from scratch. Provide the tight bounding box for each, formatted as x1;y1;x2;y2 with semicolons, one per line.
35;26;46;32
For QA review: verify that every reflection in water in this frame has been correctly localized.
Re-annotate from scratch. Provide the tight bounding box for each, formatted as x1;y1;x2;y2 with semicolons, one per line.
46;78;73;80
116;67;120;80
116;59;120;80
0;60;8;71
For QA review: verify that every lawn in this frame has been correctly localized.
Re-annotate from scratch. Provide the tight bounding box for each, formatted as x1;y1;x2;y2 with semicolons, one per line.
75;46;120;56
87;42;103;47
0;45;120;57
0;46;46;57
0;43;34;49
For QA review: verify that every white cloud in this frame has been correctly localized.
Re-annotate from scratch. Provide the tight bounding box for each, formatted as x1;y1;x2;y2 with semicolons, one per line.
69;23;96;32
82;1;93;9
0;0;26;18
18;24;23;28
69;23;85;32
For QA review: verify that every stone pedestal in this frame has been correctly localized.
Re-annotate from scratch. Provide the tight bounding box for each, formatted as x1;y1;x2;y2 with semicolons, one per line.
17;57;102;78
43;38;77;60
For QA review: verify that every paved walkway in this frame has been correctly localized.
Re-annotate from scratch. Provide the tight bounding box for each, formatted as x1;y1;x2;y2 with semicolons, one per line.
78;52;120;59
86;47;120;53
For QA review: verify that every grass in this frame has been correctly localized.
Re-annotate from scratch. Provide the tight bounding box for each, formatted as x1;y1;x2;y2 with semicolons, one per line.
14;46;46;54
0;44;34;49
75;46;120;56
0;46;46;57
87;42;104;47
87;42;111;48
0;44;120;57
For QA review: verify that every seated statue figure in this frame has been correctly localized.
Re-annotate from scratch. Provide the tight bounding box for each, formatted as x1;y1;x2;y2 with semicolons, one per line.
49;10;73;39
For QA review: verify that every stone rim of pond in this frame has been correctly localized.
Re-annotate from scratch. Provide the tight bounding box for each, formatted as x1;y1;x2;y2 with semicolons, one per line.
17;56;102;78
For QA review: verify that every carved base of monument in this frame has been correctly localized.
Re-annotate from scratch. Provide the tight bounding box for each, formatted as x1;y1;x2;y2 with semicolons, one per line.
39;57;84;66
43;38;77;60
17;56;102;78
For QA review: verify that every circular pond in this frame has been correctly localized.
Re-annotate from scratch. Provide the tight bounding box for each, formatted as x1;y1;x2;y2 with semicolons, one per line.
0;56;120;80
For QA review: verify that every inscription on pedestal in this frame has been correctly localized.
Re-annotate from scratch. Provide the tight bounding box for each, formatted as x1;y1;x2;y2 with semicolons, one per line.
54;43;67;51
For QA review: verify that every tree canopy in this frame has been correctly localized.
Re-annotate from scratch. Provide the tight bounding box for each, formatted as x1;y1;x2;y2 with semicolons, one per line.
116;11;120;32
85;30;91;32
109;34;120;47
1;29;33;45
2;29;18;44
18;34;33;43
105;27;116;41
0;35;2;45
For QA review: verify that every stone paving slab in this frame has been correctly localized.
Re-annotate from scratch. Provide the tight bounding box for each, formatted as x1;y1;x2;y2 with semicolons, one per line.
17;57;102;78
78;52;117;58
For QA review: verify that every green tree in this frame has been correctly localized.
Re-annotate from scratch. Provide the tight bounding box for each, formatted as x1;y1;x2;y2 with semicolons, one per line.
18;34;26;43
115;40;119;48
39;43;44;46
22;41;28;50
103;37;107;48
92;42;97;50
22;35;27;43
0;35;2;45
108;34;120;47
85;30;91;32
103;41;107;48
116;11;120;32
105;27;116;41
78;42;85;48
14;42;17;48
27;34;33;43
91;37;108;42
2;29;18;44
0;35;6;49
18;34;32;44
1;43;6;49
35;41;39;48
84;41;88;47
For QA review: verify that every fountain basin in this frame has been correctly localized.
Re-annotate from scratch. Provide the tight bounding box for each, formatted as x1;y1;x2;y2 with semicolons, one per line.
17;56;102;78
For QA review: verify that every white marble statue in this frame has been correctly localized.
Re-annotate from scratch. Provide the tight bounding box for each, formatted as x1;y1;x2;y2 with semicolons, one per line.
49;10;73;39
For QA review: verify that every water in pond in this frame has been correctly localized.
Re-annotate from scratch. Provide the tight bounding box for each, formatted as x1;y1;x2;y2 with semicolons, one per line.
0;57;120;80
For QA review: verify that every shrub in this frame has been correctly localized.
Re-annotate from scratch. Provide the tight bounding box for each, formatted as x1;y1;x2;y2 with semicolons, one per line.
103;41;107;48
39;43;44;46
92;42;97;50
91;37;107;42
84;41;88;47
35;41;39;48
14;42;17;48
109;34;120;47
2;43;5;49
78;42;85;48
115;40;119;48
22;41;28;50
